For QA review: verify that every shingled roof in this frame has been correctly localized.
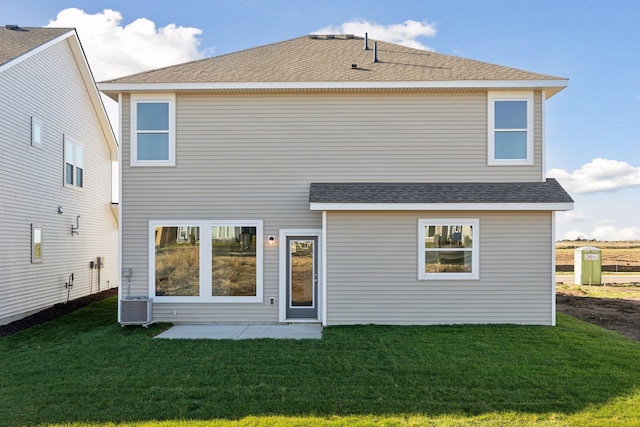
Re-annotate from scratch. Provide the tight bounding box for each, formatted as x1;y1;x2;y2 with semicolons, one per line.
309;179;573;210
99;34;567;98
0;26;72;68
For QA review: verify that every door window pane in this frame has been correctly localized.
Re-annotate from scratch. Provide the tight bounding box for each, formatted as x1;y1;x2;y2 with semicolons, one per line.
154;226;200;296
290;240;314;307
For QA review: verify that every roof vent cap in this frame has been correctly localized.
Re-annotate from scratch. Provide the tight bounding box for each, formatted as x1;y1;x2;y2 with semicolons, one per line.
5;24;20;30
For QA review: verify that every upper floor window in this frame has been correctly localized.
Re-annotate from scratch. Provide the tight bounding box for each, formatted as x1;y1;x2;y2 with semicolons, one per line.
131;94;175;166
64;136;84;188
488;91;534;165
31;117;43;147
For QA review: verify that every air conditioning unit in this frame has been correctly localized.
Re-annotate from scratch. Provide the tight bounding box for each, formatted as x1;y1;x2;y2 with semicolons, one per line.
120;297;153;326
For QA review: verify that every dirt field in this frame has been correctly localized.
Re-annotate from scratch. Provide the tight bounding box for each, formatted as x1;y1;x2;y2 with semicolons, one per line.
556;286;640;342
556;240;640;267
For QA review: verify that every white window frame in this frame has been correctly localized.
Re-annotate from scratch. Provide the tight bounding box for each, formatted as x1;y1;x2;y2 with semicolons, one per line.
149;220;264;303
31;117;43;147
63;136;84;189
31;224;42;264
488;91;534;166
418;218;479;280
131;94;176;167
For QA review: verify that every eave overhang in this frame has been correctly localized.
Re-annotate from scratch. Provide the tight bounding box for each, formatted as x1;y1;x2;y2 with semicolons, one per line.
309;180;574;212
98;79;568;101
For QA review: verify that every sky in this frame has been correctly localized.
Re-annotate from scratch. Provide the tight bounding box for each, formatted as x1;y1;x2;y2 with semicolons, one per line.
2;0;639;240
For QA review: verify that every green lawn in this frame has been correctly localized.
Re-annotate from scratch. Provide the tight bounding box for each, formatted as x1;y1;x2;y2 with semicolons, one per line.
1;297;639;426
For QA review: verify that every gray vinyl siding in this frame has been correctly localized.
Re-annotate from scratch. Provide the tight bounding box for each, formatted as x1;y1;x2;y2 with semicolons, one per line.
120;91;547;323
0;38;118;325
325;211;554;325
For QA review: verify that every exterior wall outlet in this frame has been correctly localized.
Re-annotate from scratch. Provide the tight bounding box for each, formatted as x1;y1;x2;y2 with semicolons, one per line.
269;297;275;305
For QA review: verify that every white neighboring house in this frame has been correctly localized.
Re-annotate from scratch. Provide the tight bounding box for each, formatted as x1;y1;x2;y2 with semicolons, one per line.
0;25;118;325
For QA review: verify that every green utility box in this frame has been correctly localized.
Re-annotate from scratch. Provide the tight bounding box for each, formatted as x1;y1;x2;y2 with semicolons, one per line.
574;246;602;285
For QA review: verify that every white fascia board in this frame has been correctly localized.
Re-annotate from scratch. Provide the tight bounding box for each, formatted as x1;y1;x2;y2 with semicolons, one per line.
0;30;75;73
310;202;574;211
97;79;568;92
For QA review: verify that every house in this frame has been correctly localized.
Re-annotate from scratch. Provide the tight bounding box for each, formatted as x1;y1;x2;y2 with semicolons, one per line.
98;34;573;326
0;26;118;325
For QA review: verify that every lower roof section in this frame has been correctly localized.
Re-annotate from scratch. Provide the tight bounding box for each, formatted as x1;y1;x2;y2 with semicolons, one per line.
309;179;574;211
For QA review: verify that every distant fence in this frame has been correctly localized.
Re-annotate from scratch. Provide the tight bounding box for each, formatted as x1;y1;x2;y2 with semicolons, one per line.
556;265;640;273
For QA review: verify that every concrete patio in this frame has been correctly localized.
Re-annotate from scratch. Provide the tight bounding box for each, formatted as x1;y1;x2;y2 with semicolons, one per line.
155;324;322;340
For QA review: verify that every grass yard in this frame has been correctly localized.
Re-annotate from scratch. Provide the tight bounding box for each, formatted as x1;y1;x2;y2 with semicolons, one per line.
1;298;640;426
557;283;640;300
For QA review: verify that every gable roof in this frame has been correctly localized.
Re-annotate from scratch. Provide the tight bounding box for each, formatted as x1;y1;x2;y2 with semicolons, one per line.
98;34;567;99
0;25;117;157
0;26;72;69
309;179;574;211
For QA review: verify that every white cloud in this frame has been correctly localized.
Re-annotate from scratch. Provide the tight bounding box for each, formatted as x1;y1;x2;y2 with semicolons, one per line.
314;19;437;50
548;158;640;194
560;221;640;241
556;210;589;224
47;8;205;80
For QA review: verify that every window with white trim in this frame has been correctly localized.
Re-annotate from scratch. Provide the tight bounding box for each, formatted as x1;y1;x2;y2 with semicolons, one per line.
131;94;175;166
64;137;84;188
151;220;263;302
418;219;479;280
488;91;534;165
31;224;42;263
31;117;43;147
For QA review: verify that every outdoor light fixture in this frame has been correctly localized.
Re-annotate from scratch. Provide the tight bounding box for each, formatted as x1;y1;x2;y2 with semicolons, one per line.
267;235;276;245
57;205;63;214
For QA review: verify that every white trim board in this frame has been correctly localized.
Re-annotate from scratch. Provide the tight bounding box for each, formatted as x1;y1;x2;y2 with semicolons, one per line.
98;79;568;93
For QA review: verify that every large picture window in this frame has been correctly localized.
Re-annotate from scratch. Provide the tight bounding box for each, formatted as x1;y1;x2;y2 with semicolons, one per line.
131;94;175;166
150;220;263;302
419;219;479;280
488;91;534;165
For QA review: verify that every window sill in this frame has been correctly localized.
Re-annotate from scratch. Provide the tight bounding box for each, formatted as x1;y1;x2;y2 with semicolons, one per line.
152;296;264;303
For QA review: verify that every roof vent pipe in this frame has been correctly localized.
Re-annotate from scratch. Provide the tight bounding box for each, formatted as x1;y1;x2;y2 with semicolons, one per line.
372;41;379;63
364;32;369;50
